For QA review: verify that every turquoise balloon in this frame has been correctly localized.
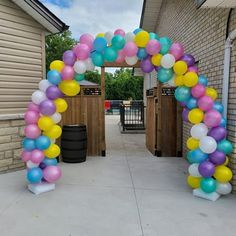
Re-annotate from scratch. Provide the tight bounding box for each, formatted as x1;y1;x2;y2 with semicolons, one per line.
174;86;191;102
159;37;172;54
93;37;107;52
198;75;208;86
187;148;208;163
217;139;233;154
111;35;125;50
27;167;43;183
74;73;85;81
137;48;148;60
91;52;104;66
220;118;227;127
200;178;216;193
157;67;173;83
22;138;35;151
213;102;224;113
133;28;143;34
43;158;58;166
104;47;118;62
149;32;159;40
186;97;198;109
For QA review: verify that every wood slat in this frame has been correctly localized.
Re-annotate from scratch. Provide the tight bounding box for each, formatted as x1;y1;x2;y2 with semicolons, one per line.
0;74;41;83
0;81;38;89
0;95;31;102
0;88;34;95
0;61;42;71
0;68;42;77
0;47;41;59
0;54;41;65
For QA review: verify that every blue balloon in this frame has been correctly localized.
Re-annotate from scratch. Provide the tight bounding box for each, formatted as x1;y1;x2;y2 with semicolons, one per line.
137;48;148;60
93;37;107;52
187;148;208;163
217;139;233;154
35;136;51;150
133;28;143;34
22;138;35;151
91;51;104;66
157;67;173;83
220;117;227;127
198;75;208;86
47;70;62;85
149;32;159;40
27;167;43;183
159;37;172;55
186;97;198;109
43;158;58;166
213;102;224;113
174;86;191;102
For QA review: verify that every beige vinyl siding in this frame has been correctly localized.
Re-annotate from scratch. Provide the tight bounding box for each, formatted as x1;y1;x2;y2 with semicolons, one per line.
0;0;47;115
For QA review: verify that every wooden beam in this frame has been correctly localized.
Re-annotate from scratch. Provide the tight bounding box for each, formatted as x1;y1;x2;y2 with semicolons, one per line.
103;61;141;68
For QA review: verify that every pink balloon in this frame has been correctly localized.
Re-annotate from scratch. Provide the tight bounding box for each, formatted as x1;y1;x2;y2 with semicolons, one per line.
114;29;125;37
198;96;214;111
21;150;31;162
169;43;184;60
116;50;125;63
27;102;39;113
24;124;41;139
204;110;222;127
61;65;74;80
146;39;161;55
80;33;94;51
74;43;90;60
43;166;62;183
188;66;198;73
191;84;206;98
123;42;138;57
24;110;40;124
31;149;44;164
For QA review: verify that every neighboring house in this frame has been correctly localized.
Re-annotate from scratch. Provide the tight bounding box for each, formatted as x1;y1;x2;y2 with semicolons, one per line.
0;0;68;172
141;0;236;191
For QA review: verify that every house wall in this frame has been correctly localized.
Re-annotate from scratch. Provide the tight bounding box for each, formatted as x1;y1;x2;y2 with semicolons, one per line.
152;0;236;191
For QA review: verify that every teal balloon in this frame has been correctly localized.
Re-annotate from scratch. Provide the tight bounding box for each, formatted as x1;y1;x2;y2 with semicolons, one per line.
198;75;208;86
159;37;172;54
200;178;216;193
187;148;208;163
186;97;197;109
111;35;125;50
137;48;148;59
93;37;107;52
43;158;58;166
174;86;191;102
74;73;85;81
157;67;173;83
217;139;233;154
104;47;118;62
27;167;43;183
22;138;35;151
149;32;158;40
91;52;104;66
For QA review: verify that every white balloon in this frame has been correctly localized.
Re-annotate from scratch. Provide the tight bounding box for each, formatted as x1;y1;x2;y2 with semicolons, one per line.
188;163;202;177
167;76;176;87
216;182;232;195
39;79;52;92
199;136;217;154
161;54;176;69
51;112;61;123
74;61;86;74
190;123;208;139
31;90;47;105
104;31;113;45
27;160;39;168
125;32;135;42
125;56;138;66
50;139;56;144
85;58;95;71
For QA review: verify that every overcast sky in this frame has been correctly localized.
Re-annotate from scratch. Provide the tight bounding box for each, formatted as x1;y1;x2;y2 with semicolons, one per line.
40;0;144;40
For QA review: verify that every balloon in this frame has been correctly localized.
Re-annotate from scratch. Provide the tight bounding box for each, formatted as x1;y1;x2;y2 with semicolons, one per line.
116;50;125;63
44;125;62;139
24;124;41;139
75;73;85;81
208;126;227;141
32;90;47;105
125;56;138;66
188;163;201;177
188;108;204;124
167;77;175;87
205;88;218;100
61;65;74;80
188;66;198;73
43;157;58;166
180;54;195;66
141;58;154;73
43;166;62;183
47;70;62;85
74;43;90;60
149;32;158;40
182;108;189;122
79;33;94;50
199;136;217;154
183;72;198;87
197;96;213;111
146;39;161;55
213;102;224;113
190;123;208;139
114;28;125;37
209;150;226;166
73;61;86;74
134;30;149;47
31;149;44;164
198;161;215;177
104;47;118;62
187;137;199;150
151;54;162;66
50;60;64;72
137;48;148;60
104;31;113;44
191;84;206;98
124;32;135;42
21;150;31;162
91;51;104;66
93;37;107;52
169;43;184;60
174;86;191;102
39;99;56;116
35;135;51;150
216;182;232;195
39;79;52;92
123;42;138;57
200;178;216;193
159;37;172;54
111;35;125;50
186;97;197;109
27;102;40;113
27;160;39;168
220;117;227;127
174;75;184;86
44;144;60;158
173;61;188;75
27;167;43;183
214;165;233;183
204;110;221;127
133;28;143;34
59;80;80;96
46;86;63;100
157;67;173;82
84;58;95;71
198;75;208;86
54;98;68;113
187;148;208;163
62;50;76;66
160;54;175;69
22;138;35;151
217;139;233;154
38;116;54;132
24;110;39;124
96;33;105;38
187;175;201;189
50;112;61;124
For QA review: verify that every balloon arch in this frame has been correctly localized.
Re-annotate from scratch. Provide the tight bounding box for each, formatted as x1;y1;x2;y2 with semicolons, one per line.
22;28;233;199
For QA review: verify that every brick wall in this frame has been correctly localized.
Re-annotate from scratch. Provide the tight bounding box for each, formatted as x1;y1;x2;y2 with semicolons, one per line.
155;1;236;190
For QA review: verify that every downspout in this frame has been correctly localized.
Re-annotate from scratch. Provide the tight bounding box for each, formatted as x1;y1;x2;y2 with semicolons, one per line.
222;28;236;118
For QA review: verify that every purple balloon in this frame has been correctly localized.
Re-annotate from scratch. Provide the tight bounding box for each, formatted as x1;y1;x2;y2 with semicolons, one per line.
180;54;195;67
209;150;226;166
63;50;76;66
182;108;189;122
208;126;227;141
39;100;56;116
39;162;47;169
198;161;215;177
46;86;63;100
141;58;154;73
180;101;186;107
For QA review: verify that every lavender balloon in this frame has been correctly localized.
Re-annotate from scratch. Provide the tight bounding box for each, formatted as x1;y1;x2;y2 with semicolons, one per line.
208;126;227;141
180;54;195;67
209;150;226;165
39;162;47;169
182;108;189;122
63;50;76;66
46;86;63;100
198;161;215;178
141;58;154;73
39;99;56;116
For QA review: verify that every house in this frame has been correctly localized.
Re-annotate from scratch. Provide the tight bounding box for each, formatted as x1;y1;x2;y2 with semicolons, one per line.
0;0;68;172
141;0;236;191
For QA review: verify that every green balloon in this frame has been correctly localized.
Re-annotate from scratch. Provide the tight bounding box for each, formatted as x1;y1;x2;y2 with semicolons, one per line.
91;52;104;66
111;35;125;50
157;67;173;83
74;73;85;81
104;47;118;62
200;178;216;193
174;86;191;102
217;140;233;154
159;37;172;55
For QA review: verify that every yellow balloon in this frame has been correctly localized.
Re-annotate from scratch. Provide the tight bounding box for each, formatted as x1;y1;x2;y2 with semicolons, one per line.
38;116;54;131
205;88;218;100
223;156;229;166
96;33;105;38
188;108;204;124
173;61;188;75
183;72;198;87
44;125;62;139
174;75;184;86
187;137;199;150
134;31;150;47
151;54;162;66
54;98;68;113
44;144;60;158
50;60;64;72
59;80;80;97
213;165;233;183
187;175;201;189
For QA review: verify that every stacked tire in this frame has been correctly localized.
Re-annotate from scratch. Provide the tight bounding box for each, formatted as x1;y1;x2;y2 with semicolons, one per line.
61;125;87;163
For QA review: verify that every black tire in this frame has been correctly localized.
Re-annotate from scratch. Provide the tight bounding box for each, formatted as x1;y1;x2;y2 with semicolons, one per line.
61;140;87;150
